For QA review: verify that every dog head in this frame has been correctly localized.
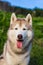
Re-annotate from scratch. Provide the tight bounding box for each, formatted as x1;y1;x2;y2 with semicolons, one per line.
7;13;33;52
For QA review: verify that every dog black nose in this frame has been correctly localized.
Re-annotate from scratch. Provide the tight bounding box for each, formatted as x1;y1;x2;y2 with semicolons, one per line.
18;34;23;39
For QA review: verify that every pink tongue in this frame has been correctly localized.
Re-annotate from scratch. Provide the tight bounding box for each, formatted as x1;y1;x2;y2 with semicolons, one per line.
17;41;22;48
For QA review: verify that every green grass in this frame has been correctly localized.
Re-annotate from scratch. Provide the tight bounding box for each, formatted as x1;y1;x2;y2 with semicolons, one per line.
0;11;43;65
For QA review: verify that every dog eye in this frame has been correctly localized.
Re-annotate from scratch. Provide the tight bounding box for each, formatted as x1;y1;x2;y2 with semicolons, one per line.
23;28;26;30
15;28;18;30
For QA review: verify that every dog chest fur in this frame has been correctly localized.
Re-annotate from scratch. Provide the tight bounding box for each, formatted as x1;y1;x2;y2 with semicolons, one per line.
4;41;32;65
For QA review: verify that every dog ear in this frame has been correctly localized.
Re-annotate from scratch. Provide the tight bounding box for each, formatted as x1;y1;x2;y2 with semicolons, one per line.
10;13;16;24
26;14;32;26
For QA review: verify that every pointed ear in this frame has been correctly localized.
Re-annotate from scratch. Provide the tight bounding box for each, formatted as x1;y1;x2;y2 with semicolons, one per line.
10;13;16;24
25;14;32;26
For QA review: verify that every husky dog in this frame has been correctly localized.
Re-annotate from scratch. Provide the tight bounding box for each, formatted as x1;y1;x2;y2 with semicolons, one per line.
0;13;33;65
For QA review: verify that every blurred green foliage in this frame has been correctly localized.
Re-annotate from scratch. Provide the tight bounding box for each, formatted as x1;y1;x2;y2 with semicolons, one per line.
0;11;43;65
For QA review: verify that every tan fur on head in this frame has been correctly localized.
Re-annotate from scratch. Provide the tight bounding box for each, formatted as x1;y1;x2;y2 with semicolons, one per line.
10;13;32;33
10;13;32;25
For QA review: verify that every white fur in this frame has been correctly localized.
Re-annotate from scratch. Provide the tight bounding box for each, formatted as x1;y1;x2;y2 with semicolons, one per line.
14;24;27;39
5;51;30;65
5;43;32;65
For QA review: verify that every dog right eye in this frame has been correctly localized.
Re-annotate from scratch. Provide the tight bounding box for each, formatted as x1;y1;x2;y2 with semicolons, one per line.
15;28;18;30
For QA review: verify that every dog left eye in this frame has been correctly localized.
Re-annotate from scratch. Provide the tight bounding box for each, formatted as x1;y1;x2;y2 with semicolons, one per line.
15;28;18;30
23;28;26;30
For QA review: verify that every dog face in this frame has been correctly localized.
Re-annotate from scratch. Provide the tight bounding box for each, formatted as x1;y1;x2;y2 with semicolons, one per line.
7;13;33;52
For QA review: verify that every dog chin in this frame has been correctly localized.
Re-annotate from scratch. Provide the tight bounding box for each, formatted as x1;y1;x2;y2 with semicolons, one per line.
14;48;22;53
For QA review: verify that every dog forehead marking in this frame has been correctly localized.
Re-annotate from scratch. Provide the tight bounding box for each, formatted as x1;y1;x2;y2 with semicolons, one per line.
16;18;26;21
15;18;26;27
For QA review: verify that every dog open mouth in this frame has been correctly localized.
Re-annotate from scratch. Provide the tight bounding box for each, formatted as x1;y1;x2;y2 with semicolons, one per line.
17;40;23;48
